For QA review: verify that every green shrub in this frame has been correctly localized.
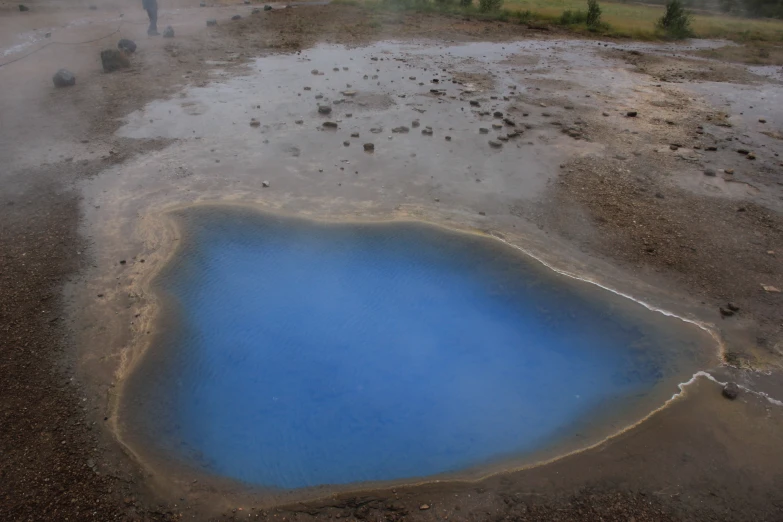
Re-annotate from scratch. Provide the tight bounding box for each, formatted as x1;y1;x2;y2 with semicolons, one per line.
478;0;503;12
657;0;693;39
559;9;587;24
460;0;472;6
586;0;602;27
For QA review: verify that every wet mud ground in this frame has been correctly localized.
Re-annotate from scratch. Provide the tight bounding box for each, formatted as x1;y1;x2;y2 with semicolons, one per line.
1;0;782;520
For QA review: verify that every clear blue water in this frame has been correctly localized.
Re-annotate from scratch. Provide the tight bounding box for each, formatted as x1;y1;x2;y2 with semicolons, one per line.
124;208;707;490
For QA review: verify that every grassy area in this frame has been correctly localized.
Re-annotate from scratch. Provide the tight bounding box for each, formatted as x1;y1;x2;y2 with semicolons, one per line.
339;0;783;41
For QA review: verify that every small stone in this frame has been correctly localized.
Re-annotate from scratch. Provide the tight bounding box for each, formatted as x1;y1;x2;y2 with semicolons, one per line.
747;153;756;160
479;128;489;134
162;25;174;38
478;211;486;216
392;126;409;133
363;143;374;151
421;127;433;136
231;14;242;20
602;112;609;116
264;4;273;10
249;119;260;127
503;118;516;126
206;18;217;26
100;49;130;73
761;284;780;293
311;69;319;75
719;307;734;317
737;148;749;155
370;127;382;134
445;136;451;141
703;168;716;177
52;69;76;87
488;140;502;148
670;144;679;151
492;123;502;130
262;181;270;187
722;382;739;400
295;120;303;124
351;132;359;138
342;90;357;96
724;168;734;175
117;38;136;53
727;302;740;312
318;105;332;115
322;121;338;128
493;111;503;118
343;141;350;147
469;100;480;107
759;118;767;123
706;146;718;151
627;111;638;117
420;505;430;511
412;120;420;128
19;4;29;11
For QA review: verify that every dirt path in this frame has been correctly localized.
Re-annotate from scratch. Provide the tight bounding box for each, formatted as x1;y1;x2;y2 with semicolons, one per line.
1;1;782;521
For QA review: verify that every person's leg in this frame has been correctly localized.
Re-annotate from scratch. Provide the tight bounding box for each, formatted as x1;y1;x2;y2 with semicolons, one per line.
147;7;158;35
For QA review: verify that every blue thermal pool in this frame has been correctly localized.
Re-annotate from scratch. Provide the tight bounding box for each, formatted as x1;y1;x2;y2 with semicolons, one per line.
121;208;709;490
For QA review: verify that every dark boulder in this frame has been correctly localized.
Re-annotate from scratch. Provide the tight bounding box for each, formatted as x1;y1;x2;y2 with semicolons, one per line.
206;18;217;26
19;4;29;11
117;38;136;53
264;4;273;9
100;49;130;73
722;382;740;400
231;14;242;20
52;69;76;87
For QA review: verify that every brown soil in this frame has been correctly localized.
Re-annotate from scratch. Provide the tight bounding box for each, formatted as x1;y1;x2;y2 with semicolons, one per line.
2;1;783;521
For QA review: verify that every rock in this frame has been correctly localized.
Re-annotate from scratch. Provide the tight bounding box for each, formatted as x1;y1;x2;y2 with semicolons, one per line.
206;19;217;26
231;14;242;20
493;111;503;118
412;120;420;128
342;90;356;96
264;4;273;9
100;49;130;73
722;382;739;400
421;127;433;136
322;121;338;128
351;132;359;138
469;100;480;107
391;126;409;133
703;168;716;177
747;153;756;160
445;136;451;141
727;302;740;312
478;211;486;216
262;181;270;188
162;25;174;38
303;86;311;90
602;112;609;116
489;140;502;148
759;118;767;123
719;307;734;317
117;38;136;53
503;117;516;126
492;123;502;130
343;141;350;147
669;144;679;151
627;111;638;117
249;119;260;127
706;146;718;151
761;284;780;293
725;168;734;175
311;69;319;75
19;4;29;11
498;135;509;142
370;127;382;134
507;131;520;139
52;69;76;87
420;504;430;511
363;143;374;151
737;148;749;155
318;105;332;115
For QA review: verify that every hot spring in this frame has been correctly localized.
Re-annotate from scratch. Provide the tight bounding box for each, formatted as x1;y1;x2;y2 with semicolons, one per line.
120;207;712;491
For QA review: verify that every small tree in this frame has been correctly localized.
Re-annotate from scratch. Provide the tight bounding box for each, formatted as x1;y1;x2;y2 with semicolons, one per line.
478;0;503;12
657;0;693;39
586;0;602;27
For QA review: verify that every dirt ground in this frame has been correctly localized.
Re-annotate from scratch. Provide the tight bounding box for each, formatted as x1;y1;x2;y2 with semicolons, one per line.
1;1;782;521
